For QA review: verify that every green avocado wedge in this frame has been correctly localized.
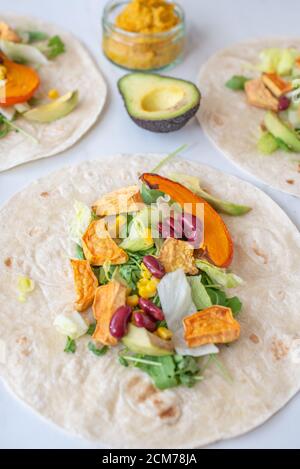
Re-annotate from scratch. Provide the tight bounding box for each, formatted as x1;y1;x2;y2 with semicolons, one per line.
23;90;78;123
122;324;174;357
264;111;300;152
170;173;252;216
118;73;201;133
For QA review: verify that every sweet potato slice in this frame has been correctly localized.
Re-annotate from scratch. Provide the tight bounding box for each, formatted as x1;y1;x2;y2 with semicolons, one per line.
0;22;21;42
92;185;144;217
141;173;233;267
82;219;128;266
0;52;40;107
70;259;98;312
92;280;127;346
262;73;292;98
245;78;278;111
159;238;198;275
183;306;240;347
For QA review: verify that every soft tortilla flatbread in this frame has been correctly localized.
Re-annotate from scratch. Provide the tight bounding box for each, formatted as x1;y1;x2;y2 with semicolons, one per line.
197;38;300;197
0;14;106;172
0;154;300;448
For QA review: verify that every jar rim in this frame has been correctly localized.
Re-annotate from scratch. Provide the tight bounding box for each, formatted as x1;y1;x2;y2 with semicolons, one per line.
102;0;185;39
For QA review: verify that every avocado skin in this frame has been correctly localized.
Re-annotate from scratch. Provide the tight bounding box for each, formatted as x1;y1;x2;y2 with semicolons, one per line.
130;102;200;133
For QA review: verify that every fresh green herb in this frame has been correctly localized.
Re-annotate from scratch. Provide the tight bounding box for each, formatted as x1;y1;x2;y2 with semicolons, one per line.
87;323;96;336
38;35;65;59
0;115;38;143
118;247;156;291
225;296;242;316
0;115;11;139
75;243;85;259
225;75;250;91
152;293;162;308
88;342;108;356
141;184;164;205
119;352;202;390
201;273;242;316
150;144;188;173
64;336;76;353
27;31;49;43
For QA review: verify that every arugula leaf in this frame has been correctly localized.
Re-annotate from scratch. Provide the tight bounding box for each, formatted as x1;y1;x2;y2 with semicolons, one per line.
88;342;108;356
0;115;11;139
75;243;85;259
64;336;76;353
39;35;65;59
119;352;202;390
225;296;242;316
225;75;250;91
87;323;96;336
118;247;155;291
27;31;49;43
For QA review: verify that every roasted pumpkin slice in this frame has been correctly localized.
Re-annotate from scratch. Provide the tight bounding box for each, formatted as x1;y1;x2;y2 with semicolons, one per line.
70;259;98;312
183;306;240;347
82;219;128;266
92;185;144;217
92;280;127;346
0;52;40;107
140;173;233;267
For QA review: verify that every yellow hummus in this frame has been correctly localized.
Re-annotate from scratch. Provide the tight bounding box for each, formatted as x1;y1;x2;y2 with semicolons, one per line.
115;0;180;34
103;0;184;71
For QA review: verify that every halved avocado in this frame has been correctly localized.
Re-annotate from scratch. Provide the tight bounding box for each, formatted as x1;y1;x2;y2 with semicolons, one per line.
23;90;78;123
118;73;201;133
264;111;300;152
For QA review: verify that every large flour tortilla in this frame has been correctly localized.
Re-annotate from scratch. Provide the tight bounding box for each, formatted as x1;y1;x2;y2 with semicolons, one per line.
197;38;300;197
0;14;106;172
0;154;300;449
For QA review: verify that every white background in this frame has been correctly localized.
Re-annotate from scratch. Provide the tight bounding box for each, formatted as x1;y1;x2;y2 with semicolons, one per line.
0;0;299;449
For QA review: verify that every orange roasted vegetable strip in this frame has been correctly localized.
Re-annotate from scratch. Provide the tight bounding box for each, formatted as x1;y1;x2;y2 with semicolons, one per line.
92;280;127;346
183;306;240;348
70;259;98;312
0;52;40;107
140;173;233;267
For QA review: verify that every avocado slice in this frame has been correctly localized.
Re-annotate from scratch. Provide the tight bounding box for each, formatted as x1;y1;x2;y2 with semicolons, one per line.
23;90;78;123
118;73;201;133
264;111;300;152
122;324;174;356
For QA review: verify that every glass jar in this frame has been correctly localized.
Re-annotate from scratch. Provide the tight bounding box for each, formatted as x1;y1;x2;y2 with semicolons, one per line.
102;0;186;71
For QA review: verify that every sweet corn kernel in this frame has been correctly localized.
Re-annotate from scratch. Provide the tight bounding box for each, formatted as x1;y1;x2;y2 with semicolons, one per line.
126;294;139;307
156;327;173;340
48;89;59;99
141;263;152;279
0;65;7;80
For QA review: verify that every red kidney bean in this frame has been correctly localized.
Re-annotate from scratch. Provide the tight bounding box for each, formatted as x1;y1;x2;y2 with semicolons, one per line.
179;213;203;247
109;305;132;339
143;255;165;279
139;297;165;321
278;95;290;111
133;311;157;332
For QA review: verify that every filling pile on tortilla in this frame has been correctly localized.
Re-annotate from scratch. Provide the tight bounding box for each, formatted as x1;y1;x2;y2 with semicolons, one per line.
1;153;300;448
0;14;106;171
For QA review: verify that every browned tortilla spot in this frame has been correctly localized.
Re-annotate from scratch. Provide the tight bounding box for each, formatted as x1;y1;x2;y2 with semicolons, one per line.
271;338;289;361
253;246;268;264
212;114;224;127
4;257;12;267
136;384;157;403
286;179;295;185
159;406;178;419
40;191;50;197
249;333;259;344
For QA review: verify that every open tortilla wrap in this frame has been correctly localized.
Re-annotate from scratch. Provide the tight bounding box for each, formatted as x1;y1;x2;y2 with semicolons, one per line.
0;14;106;172
197;38;300;197
0;154;300;448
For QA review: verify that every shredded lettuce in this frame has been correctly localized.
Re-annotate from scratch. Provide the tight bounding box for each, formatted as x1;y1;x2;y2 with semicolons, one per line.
69;201;92;246
54;311;88;339
196;260;243;289
0;39;48;65
157;269;218;357
258;48;299;76
120;208;155;252
188;275;212;309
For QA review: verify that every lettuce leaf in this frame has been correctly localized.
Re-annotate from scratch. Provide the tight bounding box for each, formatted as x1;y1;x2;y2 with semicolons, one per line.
188;275;212;309
0;39;48;65
196;260;243;289
258;48;299;76
157;269;218;357
69;200;92;247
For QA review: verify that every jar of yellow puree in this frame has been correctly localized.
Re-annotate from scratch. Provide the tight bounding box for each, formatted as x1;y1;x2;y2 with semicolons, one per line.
102;0;185;71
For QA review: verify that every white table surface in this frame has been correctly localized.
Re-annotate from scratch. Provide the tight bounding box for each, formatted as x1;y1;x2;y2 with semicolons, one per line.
0;0;299;449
